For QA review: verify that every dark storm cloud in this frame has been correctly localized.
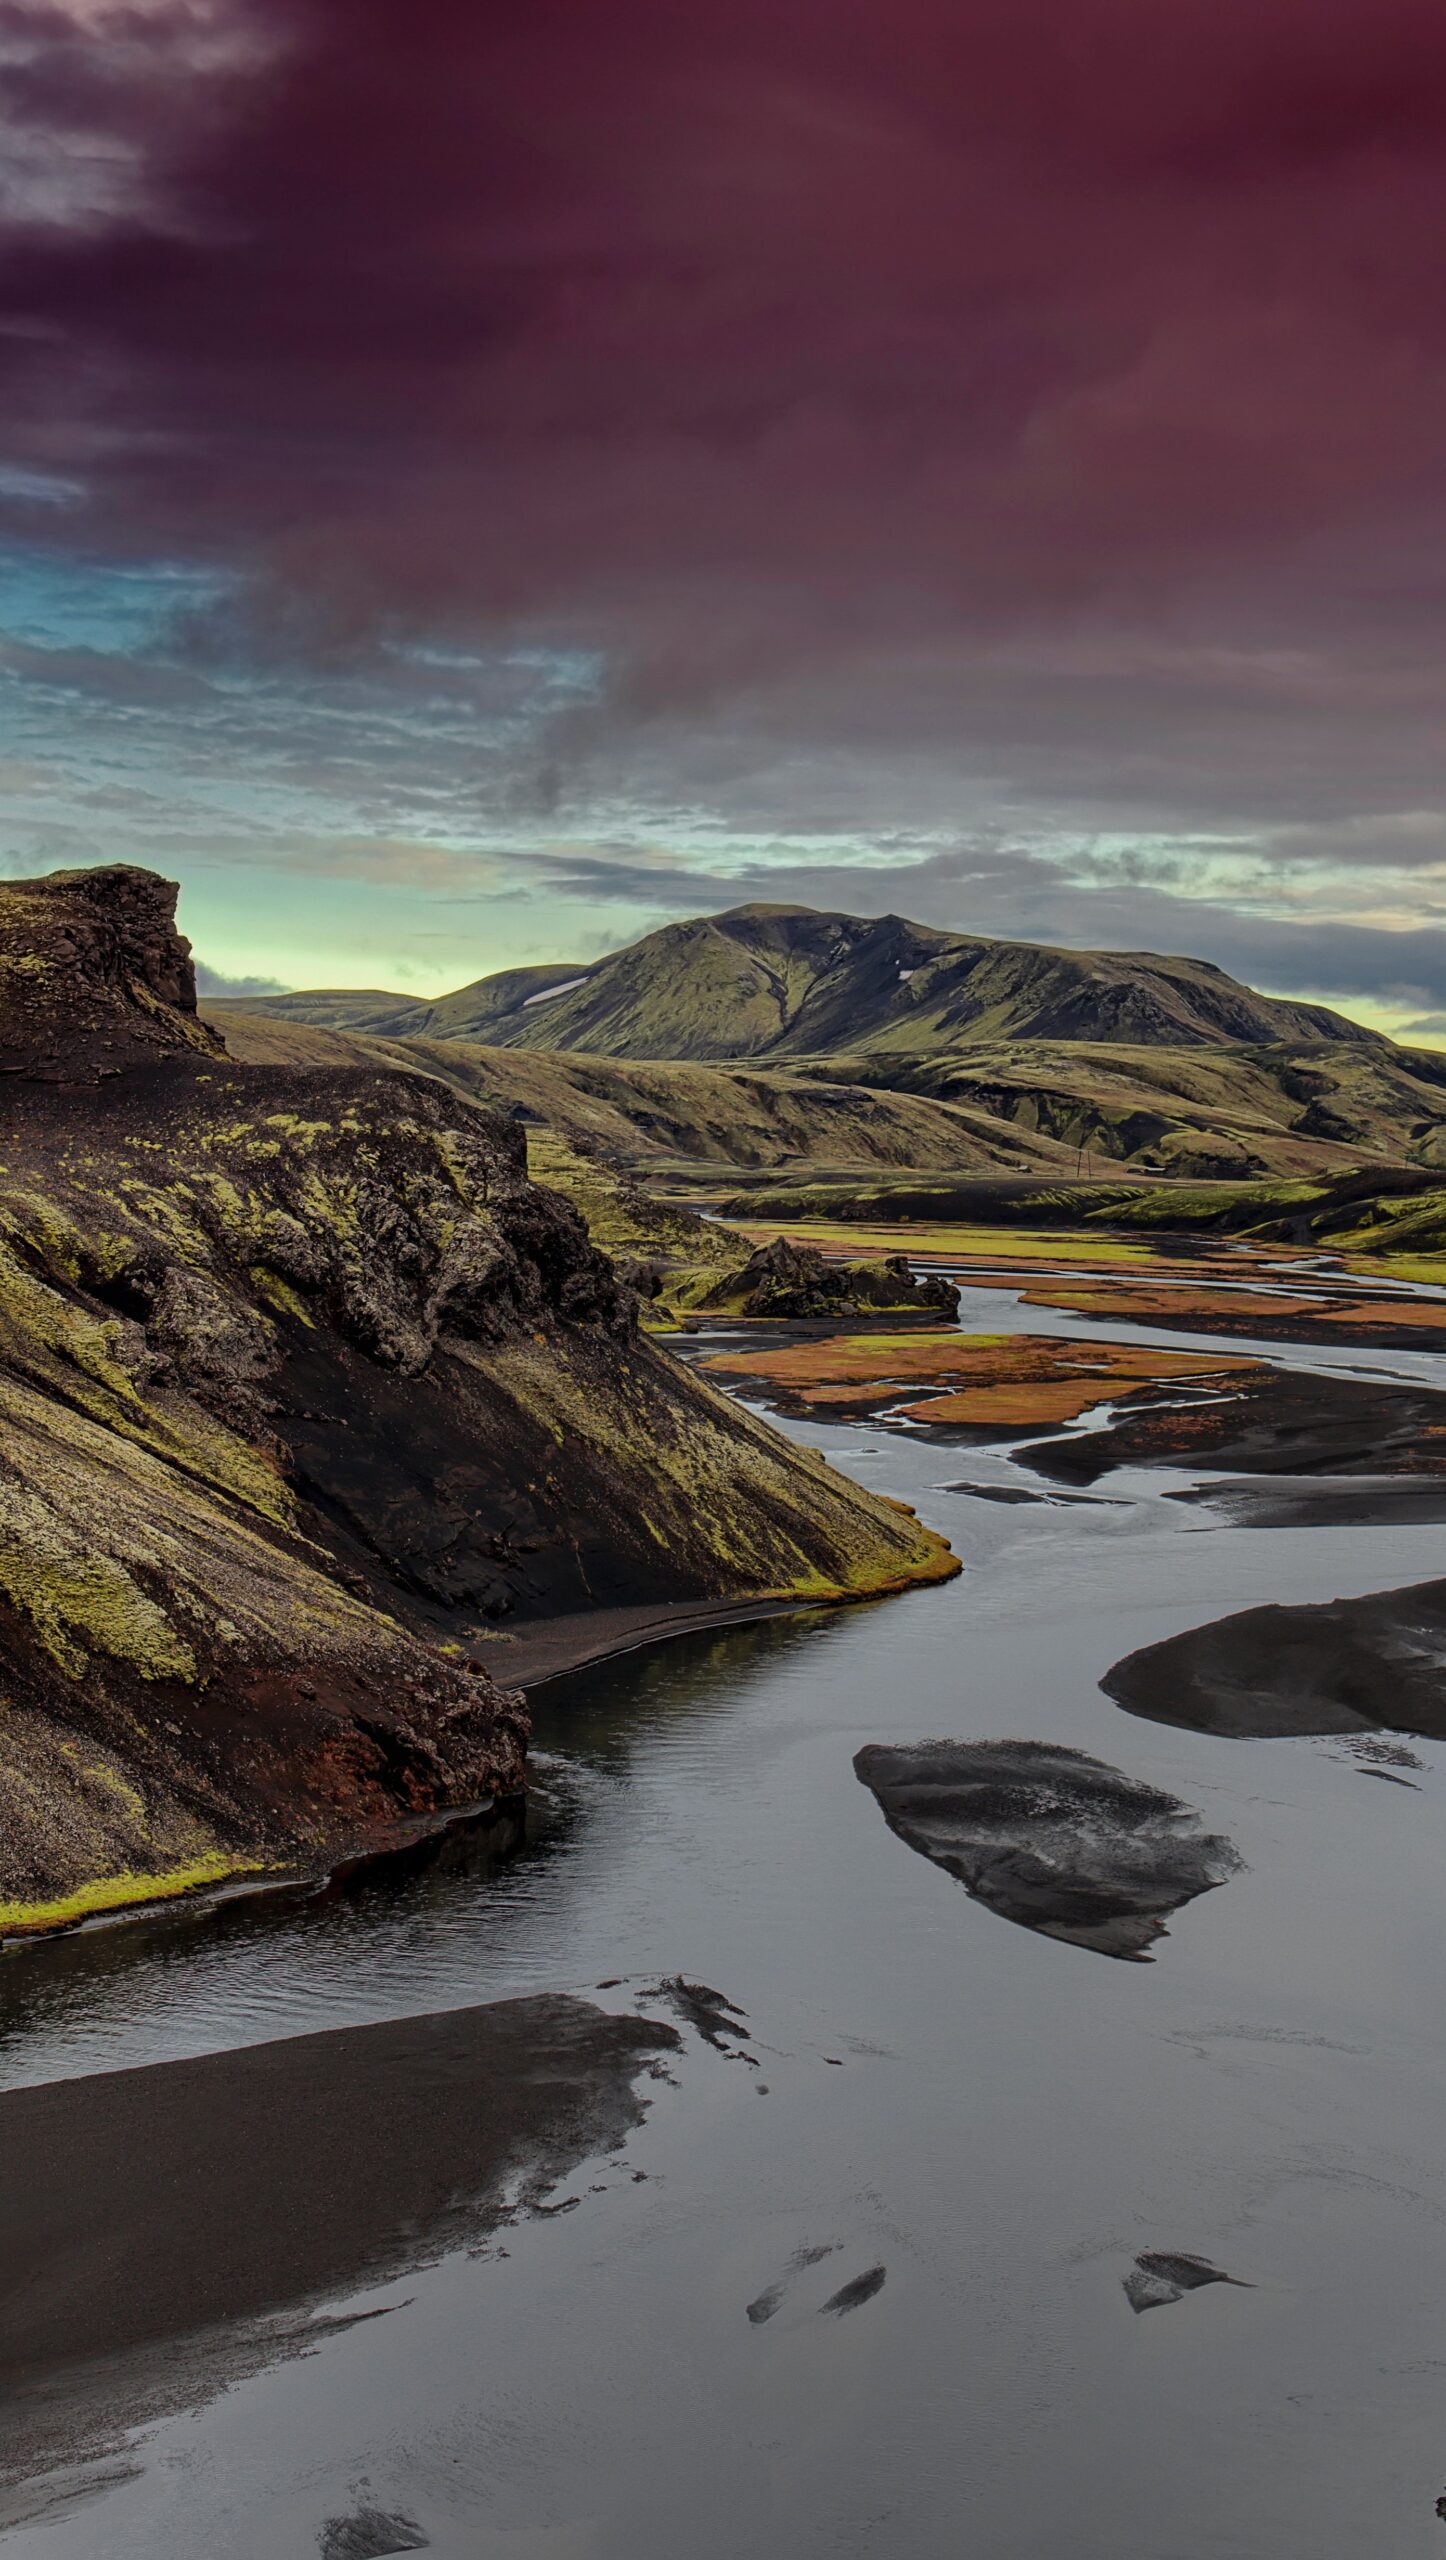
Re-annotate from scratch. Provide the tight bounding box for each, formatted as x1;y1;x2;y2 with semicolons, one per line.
516;840;1446;1010
8;0;1446;915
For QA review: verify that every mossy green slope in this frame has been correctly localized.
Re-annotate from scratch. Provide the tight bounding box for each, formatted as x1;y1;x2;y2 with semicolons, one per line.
0;867;956;1930
216;998;1446;1203
224;901;1368;1059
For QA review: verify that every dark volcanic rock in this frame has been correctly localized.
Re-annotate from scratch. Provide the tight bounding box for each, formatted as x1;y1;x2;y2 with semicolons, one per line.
701;1236;959;1319
1104;1577;1446;1741
854;1739;1241;1960
0;865;222;1081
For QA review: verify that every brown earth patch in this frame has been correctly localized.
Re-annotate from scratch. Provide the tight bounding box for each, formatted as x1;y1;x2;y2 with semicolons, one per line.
700;1330;1256;1432
1020;1277;1446;1347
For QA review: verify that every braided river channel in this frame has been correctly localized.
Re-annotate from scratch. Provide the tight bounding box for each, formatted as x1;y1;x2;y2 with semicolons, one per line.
6;1258;1446;2558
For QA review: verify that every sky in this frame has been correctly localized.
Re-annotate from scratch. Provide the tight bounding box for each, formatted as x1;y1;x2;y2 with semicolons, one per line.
5;2;1446;1035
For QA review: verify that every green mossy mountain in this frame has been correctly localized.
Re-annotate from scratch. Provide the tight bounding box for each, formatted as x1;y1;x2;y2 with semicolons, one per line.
217;1007;1446;1205
226;901;1372;1059
0;868;955;1931
216;900;1446;1196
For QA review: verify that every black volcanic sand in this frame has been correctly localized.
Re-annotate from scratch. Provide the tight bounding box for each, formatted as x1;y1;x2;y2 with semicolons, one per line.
0;1994;676;2483
853;1739;1240;1962
1103;1577;1446;1741
1123;2252;1252;2315
1021;1368;1446;1486
1166;1475;1446;1529
941;1481;1124;1508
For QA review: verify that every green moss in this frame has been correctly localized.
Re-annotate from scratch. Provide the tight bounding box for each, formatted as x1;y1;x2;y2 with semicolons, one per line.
0;1851;269;1934
430;1130;482;1203
1342;1251;1446;1284
0;1501;197;1680
249;1265;315;1325
260;1114;332;1146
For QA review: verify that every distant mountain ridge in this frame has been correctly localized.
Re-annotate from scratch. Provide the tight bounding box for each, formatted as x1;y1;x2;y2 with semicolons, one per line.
220;902;1375;1060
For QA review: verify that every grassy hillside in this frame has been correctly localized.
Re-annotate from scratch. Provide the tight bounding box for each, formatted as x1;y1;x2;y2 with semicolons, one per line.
802;1037;1446;1177
216;1010;1441;1198
219;1014;1073;1170
220;900;1373;1060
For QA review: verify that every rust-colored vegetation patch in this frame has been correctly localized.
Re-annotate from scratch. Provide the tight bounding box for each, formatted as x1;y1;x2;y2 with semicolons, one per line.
701;1330;1256;1431
1022;1278;1446;1343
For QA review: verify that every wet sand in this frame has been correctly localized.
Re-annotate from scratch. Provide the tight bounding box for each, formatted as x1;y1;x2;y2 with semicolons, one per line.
1022;1367;1446;1484
1165;1475;1446;1528
854;1738;1240;1960
477;1593;810;1688
1103;1576;1446;1740
0;1994;675;2477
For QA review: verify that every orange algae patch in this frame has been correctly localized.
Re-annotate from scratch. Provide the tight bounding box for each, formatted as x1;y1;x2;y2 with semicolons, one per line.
1024;1279;1446;1337
705;1329;991;1393
702;1329;1256;1429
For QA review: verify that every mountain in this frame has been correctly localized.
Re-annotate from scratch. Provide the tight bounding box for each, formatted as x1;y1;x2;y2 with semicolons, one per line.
225;902;1374;1060
0;867;954;1932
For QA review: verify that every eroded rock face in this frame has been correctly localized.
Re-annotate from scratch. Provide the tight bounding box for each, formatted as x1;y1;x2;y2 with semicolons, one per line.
0;866;222;1081
853;1739;1241;1960
0;866;957;1925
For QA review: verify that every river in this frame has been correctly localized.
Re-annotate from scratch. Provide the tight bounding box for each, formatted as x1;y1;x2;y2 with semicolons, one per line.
4;1274;1446;2557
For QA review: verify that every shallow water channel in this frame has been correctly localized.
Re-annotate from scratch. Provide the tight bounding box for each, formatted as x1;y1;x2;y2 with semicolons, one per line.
6;1278;1446;2557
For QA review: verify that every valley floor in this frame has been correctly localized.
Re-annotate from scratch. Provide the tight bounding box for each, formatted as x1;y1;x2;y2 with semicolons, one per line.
6;1234;1446;2554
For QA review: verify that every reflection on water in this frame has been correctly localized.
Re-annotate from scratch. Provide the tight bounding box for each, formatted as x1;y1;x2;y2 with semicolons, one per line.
0;1613;823;2092
0;1995;679;2492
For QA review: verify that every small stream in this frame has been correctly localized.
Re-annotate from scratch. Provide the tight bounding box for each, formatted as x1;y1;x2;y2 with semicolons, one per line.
5;1277;1446;2557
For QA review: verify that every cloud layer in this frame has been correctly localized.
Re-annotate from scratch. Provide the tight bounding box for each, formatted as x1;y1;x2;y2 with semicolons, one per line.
5;0;1446;1008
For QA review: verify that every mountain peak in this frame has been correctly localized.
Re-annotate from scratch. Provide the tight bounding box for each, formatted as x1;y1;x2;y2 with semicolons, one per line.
212;891;1377;1063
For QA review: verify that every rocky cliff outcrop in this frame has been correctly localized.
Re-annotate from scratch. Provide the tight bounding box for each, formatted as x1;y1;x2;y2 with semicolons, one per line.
0;868;956;1931
697;1237;960;1318
0;864;222;1081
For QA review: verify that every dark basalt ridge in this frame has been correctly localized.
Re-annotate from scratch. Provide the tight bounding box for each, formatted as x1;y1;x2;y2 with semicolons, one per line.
1103;1578;1446;1740
853;1738;1241;1960
0;867;956;1930
697;1236;959;1319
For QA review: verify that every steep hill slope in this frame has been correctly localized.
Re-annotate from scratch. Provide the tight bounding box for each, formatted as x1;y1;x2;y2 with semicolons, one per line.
218;1016;1076;1174
824;1037;1446;1178
0;868;955;1931
230;902;1372;1059
217;1010;1445;1196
